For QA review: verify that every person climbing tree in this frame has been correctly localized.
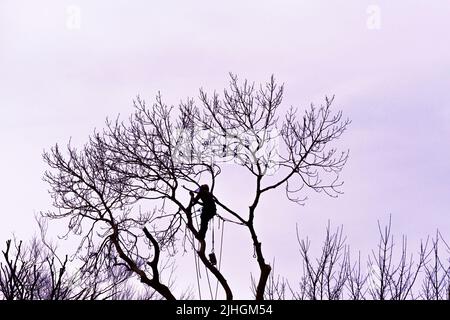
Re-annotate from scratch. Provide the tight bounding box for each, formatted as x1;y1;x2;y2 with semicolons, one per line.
189;184;217;240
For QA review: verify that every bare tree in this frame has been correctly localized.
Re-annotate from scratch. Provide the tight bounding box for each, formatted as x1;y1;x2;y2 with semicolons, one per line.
367;217;427;300
0;216;178;301
0;236;127;300
42;74;350;300
0;237;69;300
288;224;347;300
188;74;350;299
345;251;369;300
267;219;447;300
421;231;450;300
43;138;177;300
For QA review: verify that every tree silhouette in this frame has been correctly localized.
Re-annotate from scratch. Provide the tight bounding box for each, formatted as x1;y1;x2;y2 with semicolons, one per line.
0;219;188;300
0;236;131;300
41;74;350;300
259;220;450;300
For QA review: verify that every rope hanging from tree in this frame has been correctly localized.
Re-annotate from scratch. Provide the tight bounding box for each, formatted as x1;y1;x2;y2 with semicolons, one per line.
190;202;227;300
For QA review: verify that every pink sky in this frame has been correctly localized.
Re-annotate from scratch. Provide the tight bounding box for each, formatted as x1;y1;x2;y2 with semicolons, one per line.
1;0;449;298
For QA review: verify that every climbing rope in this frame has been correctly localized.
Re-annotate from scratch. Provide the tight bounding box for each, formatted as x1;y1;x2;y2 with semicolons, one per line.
204;261;214;299
189;195;228;300
214;218;226;299
211;218;215;253
204;217;215;299
191;232;202;299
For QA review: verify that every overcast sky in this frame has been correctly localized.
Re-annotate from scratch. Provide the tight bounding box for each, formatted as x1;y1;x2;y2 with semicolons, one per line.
1;0;449;298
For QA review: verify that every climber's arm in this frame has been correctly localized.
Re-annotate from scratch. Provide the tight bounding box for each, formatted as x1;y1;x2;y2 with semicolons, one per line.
190;191;201;206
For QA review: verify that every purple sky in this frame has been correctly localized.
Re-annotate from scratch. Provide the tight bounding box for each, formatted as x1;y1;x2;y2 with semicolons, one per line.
1;0;450;298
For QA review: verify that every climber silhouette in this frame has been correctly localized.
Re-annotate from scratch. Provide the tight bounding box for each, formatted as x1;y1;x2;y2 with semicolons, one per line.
189;184;216;240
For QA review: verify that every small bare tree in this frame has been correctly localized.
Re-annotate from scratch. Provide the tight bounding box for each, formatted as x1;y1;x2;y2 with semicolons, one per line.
0;217;174;301
421;232;450;300
288;224;347;300
0;236;128;300
0;237;69;300
268;219;447;300
367;218;427;300
345;251;368;300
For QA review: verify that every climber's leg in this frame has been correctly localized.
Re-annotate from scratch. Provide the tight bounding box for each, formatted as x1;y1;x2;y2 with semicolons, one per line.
198;211;209;240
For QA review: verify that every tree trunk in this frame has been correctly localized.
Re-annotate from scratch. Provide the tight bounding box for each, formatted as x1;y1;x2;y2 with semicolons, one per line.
248;224;271;300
